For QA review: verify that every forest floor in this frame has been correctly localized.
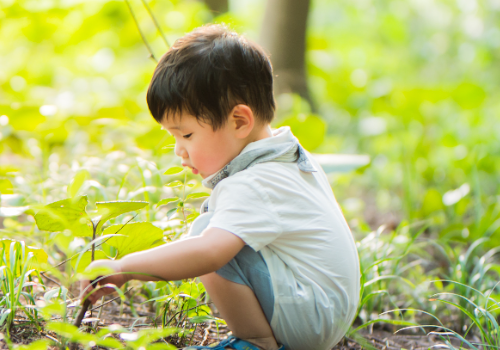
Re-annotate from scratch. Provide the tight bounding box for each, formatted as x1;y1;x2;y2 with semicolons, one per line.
0;292;465;350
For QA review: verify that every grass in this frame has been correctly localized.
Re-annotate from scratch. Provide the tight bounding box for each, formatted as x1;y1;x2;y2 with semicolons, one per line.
0;240;42;332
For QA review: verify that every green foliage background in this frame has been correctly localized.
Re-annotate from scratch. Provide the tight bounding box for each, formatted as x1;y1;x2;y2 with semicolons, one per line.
2;0;499;236
1;0;500;344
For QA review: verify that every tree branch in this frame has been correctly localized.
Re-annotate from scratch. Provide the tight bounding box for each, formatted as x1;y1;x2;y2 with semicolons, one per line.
125;0;158;63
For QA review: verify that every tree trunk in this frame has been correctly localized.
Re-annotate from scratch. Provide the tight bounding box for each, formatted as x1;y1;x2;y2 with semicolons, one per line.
259;0;314;110
204;0;229;15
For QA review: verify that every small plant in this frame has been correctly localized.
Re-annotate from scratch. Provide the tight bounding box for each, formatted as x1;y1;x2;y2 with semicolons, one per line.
0;239;47;332
31;195;164;329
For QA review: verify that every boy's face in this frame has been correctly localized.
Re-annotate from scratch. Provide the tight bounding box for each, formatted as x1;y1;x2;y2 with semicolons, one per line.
161;113;242;179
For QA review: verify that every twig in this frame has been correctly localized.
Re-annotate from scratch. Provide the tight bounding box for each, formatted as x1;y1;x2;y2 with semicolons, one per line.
140;0;170;49
74;299;91;329
125;0;158;62
89;287;135;312
40;271;63;288
45;334;60;344
165;302;212;326
73;277;99;330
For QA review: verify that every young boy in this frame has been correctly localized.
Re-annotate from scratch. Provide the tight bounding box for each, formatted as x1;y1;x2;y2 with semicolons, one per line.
81;24;360;350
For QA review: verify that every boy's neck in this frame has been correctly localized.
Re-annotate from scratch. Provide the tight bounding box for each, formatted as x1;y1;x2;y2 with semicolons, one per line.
247;123;273;144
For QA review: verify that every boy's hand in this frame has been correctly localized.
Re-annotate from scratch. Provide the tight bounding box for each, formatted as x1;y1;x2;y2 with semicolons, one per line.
80;260;126;304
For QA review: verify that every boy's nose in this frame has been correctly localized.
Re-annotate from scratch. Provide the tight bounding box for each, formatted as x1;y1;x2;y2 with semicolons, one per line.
174;142;187;158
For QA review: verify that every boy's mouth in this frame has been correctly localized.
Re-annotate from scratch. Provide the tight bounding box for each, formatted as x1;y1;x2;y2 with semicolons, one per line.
182;163;199;175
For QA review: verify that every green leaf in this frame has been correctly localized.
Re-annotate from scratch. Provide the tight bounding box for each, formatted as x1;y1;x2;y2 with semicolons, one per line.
155;281;167;290
0;239;48;271
156;197;179;208
421;188;444;216
165;180;183;187
189;315;215;323
67;169;90;198
13;339;52;350
34;196;92;236
71;250;109;273
46;321;96;343
95;200;148;232
185;192;210;201
96;337;124;349
103;222;164;259
41;301;66;318
277;114;326;151
164;166;184;175
166;208;177;219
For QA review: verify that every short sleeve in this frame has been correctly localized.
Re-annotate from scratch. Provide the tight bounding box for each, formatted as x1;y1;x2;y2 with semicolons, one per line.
206;176;282;252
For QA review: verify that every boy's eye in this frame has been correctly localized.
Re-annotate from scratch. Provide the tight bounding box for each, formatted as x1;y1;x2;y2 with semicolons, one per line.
183;133;193;139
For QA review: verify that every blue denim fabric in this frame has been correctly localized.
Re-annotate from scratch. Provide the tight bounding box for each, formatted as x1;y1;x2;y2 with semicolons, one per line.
216;245;274;323
187;212;274;323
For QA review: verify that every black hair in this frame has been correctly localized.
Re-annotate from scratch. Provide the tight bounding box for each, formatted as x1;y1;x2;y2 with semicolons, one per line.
146;24;275;130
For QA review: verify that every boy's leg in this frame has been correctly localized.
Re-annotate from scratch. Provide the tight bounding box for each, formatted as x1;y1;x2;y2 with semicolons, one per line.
200;272;279;350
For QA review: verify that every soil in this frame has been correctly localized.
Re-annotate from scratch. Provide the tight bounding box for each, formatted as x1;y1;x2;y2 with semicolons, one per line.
0;294;463;350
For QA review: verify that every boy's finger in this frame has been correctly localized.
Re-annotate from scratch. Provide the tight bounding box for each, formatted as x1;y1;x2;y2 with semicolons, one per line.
80;280;97;303
89;284;116;304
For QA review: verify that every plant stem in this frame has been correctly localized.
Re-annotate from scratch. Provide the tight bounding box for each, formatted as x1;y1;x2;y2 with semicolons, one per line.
91;223;96;261
140;0;170;49
125;0;158;63
74;299;91;329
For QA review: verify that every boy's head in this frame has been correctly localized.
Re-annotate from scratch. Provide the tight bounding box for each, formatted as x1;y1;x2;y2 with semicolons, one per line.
146;24;275;130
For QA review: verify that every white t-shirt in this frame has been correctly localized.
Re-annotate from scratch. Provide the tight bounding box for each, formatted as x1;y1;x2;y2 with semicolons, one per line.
203;128;360;350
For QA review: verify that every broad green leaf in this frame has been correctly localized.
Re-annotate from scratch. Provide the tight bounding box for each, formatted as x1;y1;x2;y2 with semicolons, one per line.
0;239;48;271
155;281;167;290
34;196;92;236
45;321;81;339
103;222;164;259
41;301;66;318
156;197;179;208
185;192;210;201
13;339;52;350
96;337;123;349
0;179;14;194
164;166;184;175
46;321;96;343
67;169;90;198
95;200;148;232
71;250;109;273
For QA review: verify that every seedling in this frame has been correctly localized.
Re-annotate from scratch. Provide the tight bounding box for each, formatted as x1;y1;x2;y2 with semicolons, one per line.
32;196;164;330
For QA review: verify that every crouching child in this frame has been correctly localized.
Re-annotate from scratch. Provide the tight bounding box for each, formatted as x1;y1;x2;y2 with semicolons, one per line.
81;24;360;350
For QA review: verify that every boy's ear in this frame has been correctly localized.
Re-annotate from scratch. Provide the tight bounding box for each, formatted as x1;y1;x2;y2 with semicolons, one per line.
229;104;254;138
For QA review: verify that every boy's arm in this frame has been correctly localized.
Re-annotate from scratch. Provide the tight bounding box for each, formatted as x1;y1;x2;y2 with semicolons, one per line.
80;227;245;304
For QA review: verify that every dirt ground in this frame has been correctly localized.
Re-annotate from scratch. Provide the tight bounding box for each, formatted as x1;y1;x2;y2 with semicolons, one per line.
0;298;464;350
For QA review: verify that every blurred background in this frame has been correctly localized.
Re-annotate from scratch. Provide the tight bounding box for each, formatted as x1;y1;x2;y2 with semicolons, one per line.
2;0;500;342
1;0;499;238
